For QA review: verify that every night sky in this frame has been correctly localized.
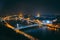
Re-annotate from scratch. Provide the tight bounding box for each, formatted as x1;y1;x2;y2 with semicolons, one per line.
0;0;60;16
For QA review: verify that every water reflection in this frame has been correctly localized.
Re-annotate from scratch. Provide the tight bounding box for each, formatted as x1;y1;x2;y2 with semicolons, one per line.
22;26;60;40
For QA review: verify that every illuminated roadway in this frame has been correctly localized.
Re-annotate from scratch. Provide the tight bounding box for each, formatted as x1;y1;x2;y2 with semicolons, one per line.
3;16;60;30
2;15;60;40
2;16;38;40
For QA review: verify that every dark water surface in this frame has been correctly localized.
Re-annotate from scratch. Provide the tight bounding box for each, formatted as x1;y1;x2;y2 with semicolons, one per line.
0;23;60;40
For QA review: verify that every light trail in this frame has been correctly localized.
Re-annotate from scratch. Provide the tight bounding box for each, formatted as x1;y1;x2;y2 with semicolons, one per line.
46;24;60;30
3;15;60;39
3;20;38;40
16;24;39;29
3;15;59;31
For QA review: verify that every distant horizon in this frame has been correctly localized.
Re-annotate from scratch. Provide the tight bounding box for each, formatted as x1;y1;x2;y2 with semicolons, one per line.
0;0;60;16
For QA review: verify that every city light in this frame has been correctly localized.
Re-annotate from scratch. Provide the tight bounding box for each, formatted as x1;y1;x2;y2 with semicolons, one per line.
36;13;40;17
4;21;38;40
0;13;60;40
0;0;60;40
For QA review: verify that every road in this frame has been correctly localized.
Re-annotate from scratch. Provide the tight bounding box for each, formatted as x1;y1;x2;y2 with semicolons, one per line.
1;16;60;40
